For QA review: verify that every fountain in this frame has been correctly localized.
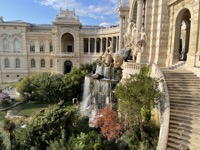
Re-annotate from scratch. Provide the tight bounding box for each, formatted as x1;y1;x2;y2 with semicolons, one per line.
80;48;131;126
80;64;119;126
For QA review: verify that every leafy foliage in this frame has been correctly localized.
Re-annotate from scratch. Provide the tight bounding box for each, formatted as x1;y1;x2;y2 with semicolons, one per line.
115;65;162;143
16;63;95;102
14;105;78;149
67;131;101;150
3;119;16;150
94;105;123;141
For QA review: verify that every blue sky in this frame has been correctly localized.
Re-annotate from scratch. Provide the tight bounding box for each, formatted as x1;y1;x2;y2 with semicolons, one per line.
0;0;121;26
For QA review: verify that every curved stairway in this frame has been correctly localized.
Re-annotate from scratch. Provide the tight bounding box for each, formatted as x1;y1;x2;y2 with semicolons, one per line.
162;69;200;150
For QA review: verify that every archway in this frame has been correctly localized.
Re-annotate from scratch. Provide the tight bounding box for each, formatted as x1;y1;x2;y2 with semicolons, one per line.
64;60;73;74
61;33;74;53
173;9;191;63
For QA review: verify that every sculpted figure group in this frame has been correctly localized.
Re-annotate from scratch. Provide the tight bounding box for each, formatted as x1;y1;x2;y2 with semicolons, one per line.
123;21;147;62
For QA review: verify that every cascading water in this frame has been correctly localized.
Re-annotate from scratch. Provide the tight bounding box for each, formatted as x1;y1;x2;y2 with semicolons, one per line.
80;75;92;116
80;64;119;126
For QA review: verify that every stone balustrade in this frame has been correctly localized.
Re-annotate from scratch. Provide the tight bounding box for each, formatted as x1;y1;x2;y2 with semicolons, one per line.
81;26;119;35
122;61;145;78
150;63;170;150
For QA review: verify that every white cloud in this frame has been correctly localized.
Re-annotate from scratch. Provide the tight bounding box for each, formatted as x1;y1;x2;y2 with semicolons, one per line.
99;22;112;27
34;0;120;22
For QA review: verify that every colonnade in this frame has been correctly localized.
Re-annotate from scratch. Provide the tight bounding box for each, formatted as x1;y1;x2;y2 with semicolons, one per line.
83;36;119;54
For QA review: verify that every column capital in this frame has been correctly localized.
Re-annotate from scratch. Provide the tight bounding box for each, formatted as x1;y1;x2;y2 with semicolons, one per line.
137;0;143;4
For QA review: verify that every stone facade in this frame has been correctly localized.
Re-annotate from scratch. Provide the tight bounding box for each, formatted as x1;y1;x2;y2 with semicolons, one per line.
1;0;200;82
0;9;119;82
125;0;200;73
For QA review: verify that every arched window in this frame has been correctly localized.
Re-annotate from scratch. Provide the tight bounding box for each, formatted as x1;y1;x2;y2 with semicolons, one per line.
3;38;9;52
49;41;53;52
5;58;10;68
30;41;35;52
14;39;20;52
31;59;36;68
16;58;20;68
41;59;45;68
40;41;45;52
50;59;53;68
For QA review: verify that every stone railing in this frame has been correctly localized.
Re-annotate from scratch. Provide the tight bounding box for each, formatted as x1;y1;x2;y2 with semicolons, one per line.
122;61;145;78
61;52;75;57
150;63;170;150
122;62;170;150
81;26;119;35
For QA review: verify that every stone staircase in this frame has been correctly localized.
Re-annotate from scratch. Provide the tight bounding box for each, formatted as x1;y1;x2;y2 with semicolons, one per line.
162;69;200;150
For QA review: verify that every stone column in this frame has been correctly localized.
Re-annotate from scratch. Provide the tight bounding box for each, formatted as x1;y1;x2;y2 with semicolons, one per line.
100;38;103;54
94;38;97;53
88;38;90;55
106;37;108;53
111;37;114;52
45;40;49;52
136;0;143;31
119;18;124;49
136;0;144;63
120;0;124;6
115;36;118;52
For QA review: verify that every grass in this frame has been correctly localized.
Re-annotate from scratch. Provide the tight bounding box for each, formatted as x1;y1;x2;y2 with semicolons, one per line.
0;82;18;88
0;102;54;130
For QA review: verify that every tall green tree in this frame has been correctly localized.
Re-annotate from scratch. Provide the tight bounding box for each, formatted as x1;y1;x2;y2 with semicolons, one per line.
115;65;162;140
3;119;16;150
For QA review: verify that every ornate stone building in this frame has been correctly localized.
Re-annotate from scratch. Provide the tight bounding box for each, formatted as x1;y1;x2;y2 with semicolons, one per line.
0;9;119;82
122;0;200;73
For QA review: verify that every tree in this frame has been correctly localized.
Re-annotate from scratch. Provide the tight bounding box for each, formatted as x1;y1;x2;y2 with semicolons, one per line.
94;105;123;141
14;105;79;149
115;65;162;140
3;119;16;150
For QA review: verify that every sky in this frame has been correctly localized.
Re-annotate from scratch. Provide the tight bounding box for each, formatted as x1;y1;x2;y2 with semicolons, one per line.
0;0;122;27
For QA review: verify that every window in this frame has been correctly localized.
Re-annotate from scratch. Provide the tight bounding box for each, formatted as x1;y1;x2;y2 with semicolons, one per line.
41;59;45;68
50;41;53;52
50;59;53;68
16;59;20;68
30;41;35;52
3;38;9;52
5;58;10;68
40;41;45;52
31;59;36;68
14;39;20;52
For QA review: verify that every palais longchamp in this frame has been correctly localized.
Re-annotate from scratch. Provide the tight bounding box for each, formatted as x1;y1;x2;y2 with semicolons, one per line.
1;0;200;149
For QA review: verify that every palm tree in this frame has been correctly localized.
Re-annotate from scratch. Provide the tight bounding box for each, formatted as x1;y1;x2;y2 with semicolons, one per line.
3;119;16;150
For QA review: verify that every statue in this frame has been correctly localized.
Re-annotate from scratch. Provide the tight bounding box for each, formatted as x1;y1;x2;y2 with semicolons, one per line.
107;40;113;54
136;27;147;51
123;22;134;48
180;22;186;60
134;27;147;63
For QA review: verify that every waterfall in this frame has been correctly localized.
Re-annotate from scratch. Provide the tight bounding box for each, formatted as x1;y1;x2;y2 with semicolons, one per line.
80;75;92;115
80;65;119;126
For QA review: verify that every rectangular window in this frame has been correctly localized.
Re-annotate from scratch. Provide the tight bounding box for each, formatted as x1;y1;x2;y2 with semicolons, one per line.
68;46;73;52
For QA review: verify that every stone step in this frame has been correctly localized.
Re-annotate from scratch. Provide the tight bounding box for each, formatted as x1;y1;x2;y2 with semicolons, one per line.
170;112;200;123
170;97;200;107
168;132;200;150
168;91;200;95
168;88;200;92
170;102;200;108
170;109;200;119
169;94;200;99
167;140;186;150
167;134;190;148
170;115;200;125
169;120;200;131
166;82;200;85
169;123;200;136
170;105;200;114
